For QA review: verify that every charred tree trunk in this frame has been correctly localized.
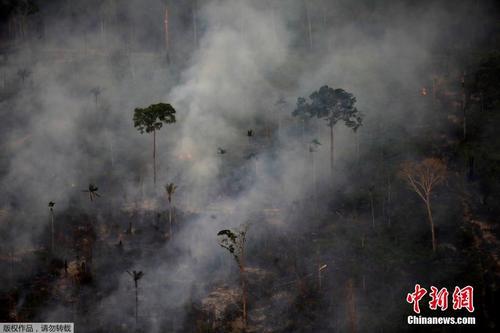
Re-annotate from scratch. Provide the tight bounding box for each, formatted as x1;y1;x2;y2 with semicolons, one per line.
461;71;467;141
50;209;55;253
153;128;157;186
164;6;170;62
241;267;247;328
369;190;375;228
311;150;317;203
192;0;198;48
330;125;335;178
169;199;173;238
135;281;139;325
386;176;392;226
304;0;313;50
355;131;360;164
346;279;357;333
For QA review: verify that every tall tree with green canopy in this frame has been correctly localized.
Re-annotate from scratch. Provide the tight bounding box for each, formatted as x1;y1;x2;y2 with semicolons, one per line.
133;103;176;186
297;86;363;178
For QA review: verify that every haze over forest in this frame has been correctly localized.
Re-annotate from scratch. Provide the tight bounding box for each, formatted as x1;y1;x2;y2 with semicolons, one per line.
0;0;499;332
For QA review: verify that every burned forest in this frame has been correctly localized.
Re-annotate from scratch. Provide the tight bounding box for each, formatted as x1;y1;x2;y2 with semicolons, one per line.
0;0;499;332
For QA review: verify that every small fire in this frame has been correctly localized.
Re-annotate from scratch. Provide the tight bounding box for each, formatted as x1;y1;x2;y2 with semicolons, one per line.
177;152;193;161
420;87;428;96
122;199;157;212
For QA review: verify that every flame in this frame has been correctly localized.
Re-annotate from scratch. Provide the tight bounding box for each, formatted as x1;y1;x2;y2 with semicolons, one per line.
122;199;157;212
420;87;428;96
177;152;194;161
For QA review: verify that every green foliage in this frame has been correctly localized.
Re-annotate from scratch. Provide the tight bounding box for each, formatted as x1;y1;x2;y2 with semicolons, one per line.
296;85;363;130
165;183;177;203
133;103;176;134
309;139;321;152
292;97;313;121
217;224;249;267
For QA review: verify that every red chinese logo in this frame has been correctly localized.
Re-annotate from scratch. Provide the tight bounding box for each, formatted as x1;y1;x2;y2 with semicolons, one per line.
452;286;474;313
407;285;474;313
429;286;449;311
406;284;427;314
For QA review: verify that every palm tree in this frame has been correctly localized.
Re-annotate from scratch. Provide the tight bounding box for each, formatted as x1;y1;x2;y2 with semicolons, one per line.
247;129;253;145
127;270;144;326
48;201;55;253
82;184;100;201
90;87;101;109
165;183;177;237
133;103;176;186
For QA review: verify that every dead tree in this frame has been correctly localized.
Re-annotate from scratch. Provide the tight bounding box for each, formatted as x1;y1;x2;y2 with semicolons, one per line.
346;278;357;333
217;224;249;328
399;158;447;252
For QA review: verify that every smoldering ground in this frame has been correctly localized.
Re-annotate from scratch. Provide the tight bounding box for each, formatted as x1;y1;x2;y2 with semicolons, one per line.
0;0;498;332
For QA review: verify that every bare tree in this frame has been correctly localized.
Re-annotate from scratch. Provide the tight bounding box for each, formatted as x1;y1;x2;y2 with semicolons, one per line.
217;224;249;328
399;158;447;252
